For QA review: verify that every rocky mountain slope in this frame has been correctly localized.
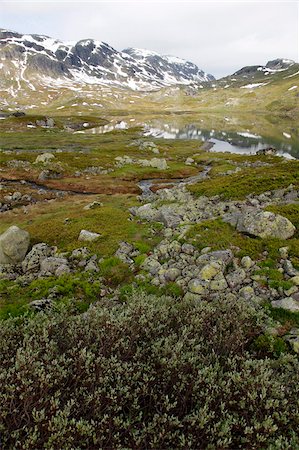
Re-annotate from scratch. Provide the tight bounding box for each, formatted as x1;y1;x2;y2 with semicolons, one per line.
0;28;214;95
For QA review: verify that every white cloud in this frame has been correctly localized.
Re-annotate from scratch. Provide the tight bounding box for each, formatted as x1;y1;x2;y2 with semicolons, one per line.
1;1;298;78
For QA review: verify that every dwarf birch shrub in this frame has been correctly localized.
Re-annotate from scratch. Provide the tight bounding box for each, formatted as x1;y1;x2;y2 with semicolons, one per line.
1;292;299;449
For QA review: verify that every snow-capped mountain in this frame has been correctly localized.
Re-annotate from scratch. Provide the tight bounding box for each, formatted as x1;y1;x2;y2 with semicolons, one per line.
232;59;295;79
0;29;214;92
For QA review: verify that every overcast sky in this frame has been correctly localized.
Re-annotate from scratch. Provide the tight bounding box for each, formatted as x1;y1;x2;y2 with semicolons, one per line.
1;0;298;78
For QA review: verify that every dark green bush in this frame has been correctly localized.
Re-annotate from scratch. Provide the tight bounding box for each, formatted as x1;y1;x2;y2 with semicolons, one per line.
1;293;299;449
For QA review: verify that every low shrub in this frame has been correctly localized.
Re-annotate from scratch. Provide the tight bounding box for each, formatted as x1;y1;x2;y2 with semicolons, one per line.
1;293;299;449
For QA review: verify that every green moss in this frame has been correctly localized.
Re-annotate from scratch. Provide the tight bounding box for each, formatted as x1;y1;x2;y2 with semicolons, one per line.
189;160;299;200
0;273;101;319
99;256;133;287
252;334;288;357
267;305;299;329
187;218;265;258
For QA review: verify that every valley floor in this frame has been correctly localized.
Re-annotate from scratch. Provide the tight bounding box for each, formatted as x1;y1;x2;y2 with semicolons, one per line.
2;113;299;448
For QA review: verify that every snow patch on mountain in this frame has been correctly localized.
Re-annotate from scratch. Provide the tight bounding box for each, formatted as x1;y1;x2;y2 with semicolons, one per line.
0;29;214;91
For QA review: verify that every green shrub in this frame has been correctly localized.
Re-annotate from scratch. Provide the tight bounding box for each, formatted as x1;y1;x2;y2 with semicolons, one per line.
1;292;299;448
99;256;133;286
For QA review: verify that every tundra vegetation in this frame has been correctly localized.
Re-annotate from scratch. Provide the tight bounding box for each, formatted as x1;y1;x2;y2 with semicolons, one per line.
1;90;299;447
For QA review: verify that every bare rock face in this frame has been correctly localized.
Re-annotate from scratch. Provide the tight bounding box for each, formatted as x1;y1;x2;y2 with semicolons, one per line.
0;226;30;264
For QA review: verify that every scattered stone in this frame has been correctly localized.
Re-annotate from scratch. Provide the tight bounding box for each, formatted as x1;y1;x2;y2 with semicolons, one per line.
30;298;52;311
34;153;55;164
164;268;181;282
256;147;277;156
188;279;207;295
78;230;101;242
241;256;254;269
283;260;298;277
185;157;195;165
83;201;103;210
40;257;69;276
22;243;54;273
38;169;63;181
85;260;99;272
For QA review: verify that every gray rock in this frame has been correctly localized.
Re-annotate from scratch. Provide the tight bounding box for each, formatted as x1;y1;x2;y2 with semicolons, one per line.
226;268;246;288
271;297;299;312
40;257;69;275
30;298;52;311
181;243;195;255
55;264;70;277
12;191;22;201
225;210;295;239
279;247;289;259
83;201;103;210
0;226;30;264
141;257;161;275
78;230;101;242
85;260;99;272
188;278;207;295
34;153;55;164
283;260;298;277
22;243;54;273
210;273;228;291
164;268;181;282
71;247;91;260
241;256;254;270
197;250;233;268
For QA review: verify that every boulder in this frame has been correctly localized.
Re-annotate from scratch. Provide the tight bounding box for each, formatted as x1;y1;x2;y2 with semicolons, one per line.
224;210;295;239
149;158;168;170
0;226;30;264
34;153;55;164
271;297;299;312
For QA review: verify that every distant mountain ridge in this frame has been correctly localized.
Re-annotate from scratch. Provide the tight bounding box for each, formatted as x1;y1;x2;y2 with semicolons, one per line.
0;29;214;91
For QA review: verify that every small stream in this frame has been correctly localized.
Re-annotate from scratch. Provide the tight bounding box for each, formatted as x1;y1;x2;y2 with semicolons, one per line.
138;166;211;198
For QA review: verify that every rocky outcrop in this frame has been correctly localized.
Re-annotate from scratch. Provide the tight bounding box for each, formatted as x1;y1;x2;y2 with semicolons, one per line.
0;226;30;264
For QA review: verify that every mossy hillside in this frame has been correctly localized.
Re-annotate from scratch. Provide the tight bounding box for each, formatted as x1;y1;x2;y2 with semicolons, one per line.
0;194;158;256
4;63;297;119
189;159;299;199
0;273;102;319
186;203;299;263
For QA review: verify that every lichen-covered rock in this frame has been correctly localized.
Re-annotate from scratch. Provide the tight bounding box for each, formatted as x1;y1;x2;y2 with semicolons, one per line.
22;243;54;273
271;297;299;312
199;262;222;281
40;257;69;276
141;257;161;276
225;210;295;239
210;273;228;291
0;226;30;264
78;230;101;242
188;279;207;295
164;268;181;282
34;153;55;164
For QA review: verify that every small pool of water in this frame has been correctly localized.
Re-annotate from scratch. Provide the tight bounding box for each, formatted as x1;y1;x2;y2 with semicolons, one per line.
143;122;299;159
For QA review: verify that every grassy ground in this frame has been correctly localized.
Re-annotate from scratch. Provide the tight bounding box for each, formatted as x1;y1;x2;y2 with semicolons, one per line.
1;115;299;318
